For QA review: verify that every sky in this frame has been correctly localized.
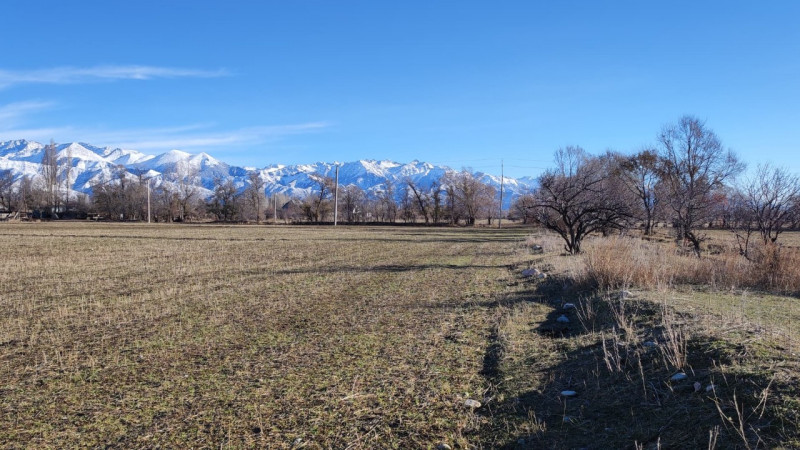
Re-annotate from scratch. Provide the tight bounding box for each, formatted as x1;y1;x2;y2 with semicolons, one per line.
1;1;799;179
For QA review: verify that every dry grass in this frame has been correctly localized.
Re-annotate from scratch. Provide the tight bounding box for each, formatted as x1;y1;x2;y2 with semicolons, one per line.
0;223;528;448
3;223;800;448
480;229;800;448
582;235;800;294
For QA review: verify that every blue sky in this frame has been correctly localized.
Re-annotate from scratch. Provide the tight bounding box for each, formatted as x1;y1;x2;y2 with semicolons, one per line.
1;1;798;178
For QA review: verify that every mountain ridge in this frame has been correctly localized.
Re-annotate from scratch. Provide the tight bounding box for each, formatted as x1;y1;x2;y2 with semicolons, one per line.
0;140;537;208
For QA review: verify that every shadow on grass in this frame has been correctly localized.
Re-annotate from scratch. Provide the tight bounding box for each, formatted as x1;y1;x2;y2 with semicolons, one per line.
476;275;800;448
487;336;794;449
0;229;525;245
272;263;510;276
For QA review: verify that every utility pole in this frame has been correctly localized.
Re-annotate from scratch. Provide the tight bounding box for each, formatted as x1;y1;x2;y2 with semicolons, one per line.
498;160;504;229
147;178;151;224
333;164;339;226
273;193;278;224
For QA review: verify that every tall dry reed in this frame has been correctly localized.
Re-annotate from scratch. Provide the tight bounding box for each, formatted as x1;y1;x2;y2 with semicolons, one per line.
582;236;800;294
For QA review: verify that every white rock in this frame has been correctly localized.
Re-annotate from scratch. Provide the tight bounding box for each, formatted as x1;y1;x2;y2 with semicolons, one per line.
563;303;576;310
521;269;535;277
560;390;577;397
538;272;548;279
556;315;570;323
706;384;716;393
670;372;688;381
464;399;481;408
436;444;452;450
643;341;657;348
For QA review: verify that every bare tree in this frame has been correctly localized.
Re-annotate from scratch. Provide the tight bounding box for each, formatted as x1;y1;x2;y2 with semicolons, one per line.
40;140;60;217
0;170;14;211
725;188;757;259
152;183;179;222
510;193;537;224
208;177;241;221
792;202;800;231
130;169;151;220
431;180;443;224
17;175;41;214
341;184;366;223
657;115;744;256
440;170;496;226
60;144;73;212
616;149;661;235
405;178;431;223
377;178;397;223
91;165;157;221
399;184;416;223
301;174;334;222
91;165;138;220
172;161;200;221
530;146;632;254
269;192;289;223
736;164;800;245
245;172;266;223
444;179;459;224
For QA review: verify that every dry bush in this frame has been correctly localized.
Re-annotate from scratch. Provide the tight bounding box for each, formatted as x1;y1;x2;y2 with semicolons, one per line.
582;236;800;294
749;243;800;294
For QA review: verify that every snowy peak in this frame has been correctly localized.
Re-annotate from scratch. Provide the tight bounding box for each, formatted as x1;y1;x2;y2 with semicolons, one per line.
57;142;107;162
146;149;192;167
102;147;153;165
0;139;45;162
0;139;537;208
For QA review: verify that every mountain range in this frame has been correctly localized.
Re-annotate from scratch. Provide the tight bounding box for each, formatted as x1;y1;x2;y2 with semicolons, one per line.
0;140;537;208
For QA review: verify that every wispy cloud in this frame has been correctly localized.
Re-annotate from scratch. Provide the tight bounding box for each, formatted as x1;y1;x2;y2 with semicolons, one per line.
0;65;229;89
0;101;55;124
0;98;329;153
97;122;331;151
0;118;330;153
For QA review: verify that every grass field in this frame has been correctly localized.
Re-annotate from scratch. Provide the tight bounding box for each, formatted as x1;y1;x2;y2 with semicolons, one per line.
1;223;799;448
0;223;531;448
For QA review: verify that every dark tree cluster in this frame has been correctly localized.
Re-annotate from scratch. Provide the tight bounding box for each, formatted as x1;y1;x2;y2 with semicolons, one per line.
515;115;798;257
526;146;634;254
282;169;497;225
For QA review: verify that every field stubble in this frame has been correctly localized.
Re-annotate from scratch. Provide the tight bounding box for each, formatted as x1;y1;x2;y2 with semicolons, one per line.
4;223;800;449
0;223;529;448
485;230;800;448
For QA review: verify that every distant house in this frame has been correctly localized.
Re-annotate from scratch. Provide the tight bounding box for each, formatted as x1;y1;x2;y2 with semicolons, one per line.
281;199;304;223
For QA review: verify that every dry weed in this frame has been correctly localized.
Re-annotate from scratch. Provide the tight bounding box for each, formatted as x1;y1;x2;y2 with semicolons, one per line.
583;236;800;294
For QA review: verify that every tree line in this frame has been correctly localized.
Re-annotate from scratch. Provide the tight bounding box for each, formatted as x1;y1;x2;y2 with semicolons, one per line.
0;141;80;219
204;169;500;225
0;150;502;225
3;115;798;246
511;115;800;256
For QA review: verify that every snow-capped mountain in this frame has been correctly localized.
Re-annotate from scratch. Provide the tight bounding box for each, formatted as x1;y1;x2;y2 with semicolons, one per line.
0;140;537;208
